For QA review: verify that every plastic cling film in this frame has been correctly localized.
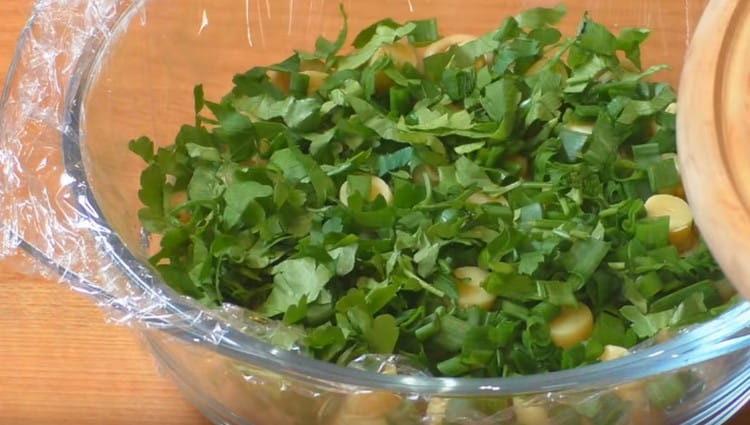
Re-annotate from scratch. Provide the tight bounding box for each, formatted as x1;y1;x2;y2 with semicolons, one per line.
1;1;750;425
0;0;314;349
0;0;133;290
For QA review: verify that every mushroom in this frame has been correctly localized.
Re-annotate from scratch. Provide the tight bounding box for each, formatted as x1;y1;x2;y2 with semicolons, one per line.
564;122;594;135
267;70;291;93
331;363;401;425
412;164;440;185
339;176;394;206
300;70;328;96
599;345;630;362
513;397;551;425
370;41;419;92
466;192;508;206
549;304;594;349
453;267;496;310
644;194;696;252
598;345;647;406
169;191;191;223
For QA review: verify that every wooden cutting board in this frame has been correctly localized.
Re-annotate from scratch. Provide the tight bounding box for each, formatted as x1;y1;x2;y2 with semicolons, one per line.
0;1;745;425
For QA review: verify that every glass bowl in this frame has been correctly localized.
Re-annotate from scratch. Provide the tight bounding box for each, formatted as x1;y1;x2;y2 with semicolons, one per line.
2;0;750;424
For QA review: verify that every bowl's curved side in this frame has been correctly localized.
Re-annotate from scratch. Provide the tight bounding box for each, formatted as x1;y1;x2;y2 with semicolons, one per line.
142;325;750;425
1;0;750;405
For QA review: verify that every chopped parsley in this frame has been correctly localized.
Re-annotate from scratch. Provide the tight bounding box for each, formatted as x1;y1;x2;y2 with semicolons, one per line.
130;6;732;378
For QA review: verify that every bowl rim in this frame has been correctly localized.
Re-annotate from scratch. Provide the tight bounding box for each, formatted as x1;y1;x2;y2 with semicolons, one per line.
13;0;750;396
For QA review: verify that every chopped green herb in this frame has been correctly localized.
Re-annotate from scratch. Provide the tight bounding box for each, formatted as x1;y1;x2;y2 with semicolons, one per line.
130;7;728;378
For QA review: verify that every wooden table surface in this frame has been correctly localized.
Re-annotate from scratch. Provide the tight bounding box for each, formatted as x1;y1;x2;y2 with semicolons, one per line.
0;5;210;424
0;1;746;425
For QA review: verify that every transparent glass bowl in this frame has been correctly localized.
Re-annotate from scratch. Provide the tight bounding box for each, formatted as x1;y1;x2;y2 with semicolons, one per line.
3;0;750;424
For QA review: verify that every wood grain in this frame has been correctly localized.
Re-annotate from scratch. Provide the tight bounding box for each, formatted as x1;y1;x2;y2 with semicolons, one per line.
0;269;210;425
0;1;746;424
0;4;209;424
679;0;750;302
